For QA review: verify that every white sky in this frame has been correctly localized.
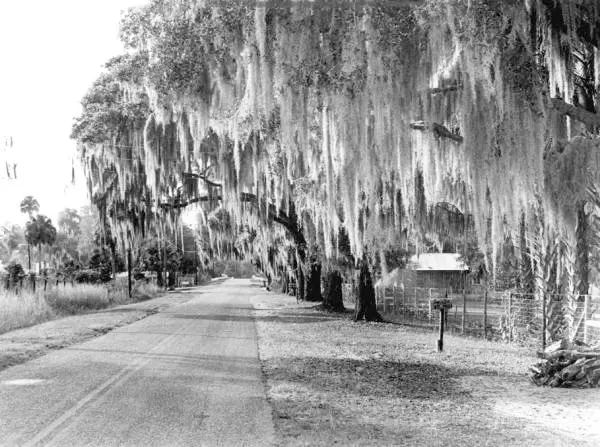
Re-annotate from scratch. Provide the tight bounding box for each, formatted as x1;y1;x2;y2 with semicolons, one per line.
0;0;146;227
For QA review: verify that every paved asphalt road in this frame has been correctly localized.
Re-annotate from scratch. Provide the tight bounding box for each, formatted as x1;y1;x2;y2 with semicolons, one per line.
0;279;274;446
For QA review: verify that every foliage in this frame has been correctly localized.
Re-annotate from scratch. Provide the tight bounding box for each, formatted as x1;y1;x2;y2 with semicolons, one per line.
139;237;182;273
5;261;24;282
88;249;117;282
74;269;106;284
58;208;81;236
0;224;25;264
25;215;57;248
19;196;39;217
72;1;600;298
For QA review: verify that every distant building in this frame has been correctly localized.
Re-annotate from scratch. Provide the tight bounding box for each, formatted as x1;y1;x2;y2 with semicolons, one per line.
407;253;469;291
378;253;469;292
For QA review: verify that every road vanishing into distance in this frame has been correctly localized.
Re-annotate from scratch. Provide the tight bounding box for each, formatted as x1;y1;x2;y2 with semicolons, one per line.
0;280;274;446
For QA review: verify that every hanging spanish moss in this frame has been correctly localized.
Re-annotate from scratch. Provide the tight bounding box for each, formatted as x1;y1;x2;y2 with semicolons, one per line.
73;0;600;291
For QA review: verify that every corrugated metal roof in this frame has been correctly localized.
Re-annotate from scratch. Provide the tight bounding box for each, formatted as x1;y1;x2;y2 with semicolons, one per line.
408;253;468;271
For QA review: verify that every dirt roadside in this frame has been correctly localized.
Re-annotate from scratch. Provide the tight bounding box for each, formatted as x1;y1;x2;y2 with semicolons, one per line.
252;291;600;446
0;289;198;372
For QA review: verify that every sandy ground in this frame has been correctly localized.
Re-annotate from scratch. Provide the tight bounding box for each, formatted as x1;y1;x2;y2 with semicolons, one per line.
252;289;600;446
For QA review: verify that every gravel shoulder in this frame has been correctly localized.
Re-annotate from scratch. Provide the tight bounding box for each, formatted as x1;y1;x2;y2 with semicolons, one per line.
252;291;600;446
0;289;197;372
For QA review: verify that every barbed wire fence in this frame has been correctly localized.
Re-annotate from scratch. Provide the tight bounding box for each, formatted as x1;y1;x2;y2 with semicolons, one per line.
342;282;600;350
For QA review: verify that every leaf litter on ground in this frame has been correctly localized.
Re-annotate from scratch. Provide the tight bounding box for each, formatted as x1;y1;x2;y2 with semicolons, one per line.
252;291;600;446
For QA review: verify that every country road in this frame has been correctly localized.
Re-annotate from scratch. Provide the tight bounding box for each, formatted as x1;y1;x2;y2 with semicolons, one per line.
0;279;274;447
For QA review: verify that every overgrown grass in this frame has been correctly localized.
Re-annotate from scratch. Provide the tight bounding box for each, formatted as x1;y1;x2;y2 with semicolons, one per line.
0;280;162;334
0;289;54;334
46;284;112;315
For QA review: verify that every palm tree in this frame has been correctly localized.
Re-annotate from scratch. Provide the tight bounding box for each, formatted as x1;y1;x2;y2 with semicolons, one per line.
19;196;40;270
20;196;40;217
25;215;57;273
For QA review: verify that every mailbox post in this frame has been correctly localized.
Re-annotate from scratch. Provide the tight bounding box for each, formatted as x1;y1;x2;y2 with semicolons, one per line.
432;298;453;352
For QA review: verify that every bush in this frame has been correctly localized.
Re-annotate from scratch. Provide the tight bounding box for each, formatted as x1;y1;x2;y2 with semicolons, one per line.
132;281;160;301
6;261;25;283
74;269;109;284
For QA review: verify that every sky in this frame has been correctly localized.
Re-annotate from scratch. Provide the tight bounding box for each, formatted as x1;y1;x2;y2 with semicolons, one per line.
0;0;146;227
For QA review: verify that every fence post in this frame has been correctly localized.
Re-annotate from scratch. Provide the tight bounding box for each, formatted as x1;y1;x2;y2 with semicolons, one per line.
127;248;133;299
508;292;512;343
483;283;488;340
584;294;589;344
542;291;547;351
462;272;466;335
402;284;406;321
414;286;418;317
428;288;432;324
393;285;397;314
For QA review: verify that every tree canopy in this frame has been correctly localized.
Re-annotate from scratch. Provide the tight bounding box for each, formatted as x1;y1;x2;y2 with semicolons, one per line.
73;0;600;298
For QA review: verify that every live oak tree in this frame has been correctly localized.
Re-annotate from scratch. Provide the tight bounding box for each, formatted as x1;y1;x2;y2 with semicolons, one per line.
73;0;600;330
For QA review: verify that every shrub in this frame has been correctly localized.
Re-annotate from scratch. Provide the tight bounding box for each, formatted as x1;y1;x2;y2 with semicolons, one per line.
74;269;107;284
6;261;25;283
132;281;160;301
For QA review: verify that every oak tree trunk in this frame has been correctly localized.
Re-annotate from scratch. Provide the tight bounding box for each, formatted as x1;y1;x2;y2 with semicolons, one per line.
323;270;345;312
576;202;590;298
280;267;289;294
354;260;383;322
305;262;322;302
296;259;305;301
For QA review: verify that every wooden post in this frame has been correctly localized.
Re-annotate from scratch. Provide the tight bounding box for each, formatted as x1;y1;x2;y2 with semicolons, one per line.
414;286;418;317
402;285;406;320
483;282;488;339
462;272;467;335
438;308;445;352
31;276;36;293
44;277;47;292
542;290;547;351
508;292;513;343
584;294;590;344
127;248;132;299
428;288;432;324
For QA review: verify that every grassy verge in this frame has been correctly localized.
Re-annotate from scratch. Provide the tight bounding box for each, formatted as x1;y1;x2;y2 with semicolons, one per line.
0;290;54;334
253;293;600;446
0;280;161;335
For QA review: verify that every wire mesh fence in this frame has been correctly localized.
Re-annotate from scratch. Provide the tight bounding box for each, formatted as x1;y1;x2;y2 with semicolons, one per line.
342;282;600;350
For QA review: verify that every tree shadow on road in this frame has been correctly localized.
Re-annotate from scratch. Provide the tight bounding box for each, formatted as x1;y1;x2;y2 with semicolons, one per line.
169;312;342;324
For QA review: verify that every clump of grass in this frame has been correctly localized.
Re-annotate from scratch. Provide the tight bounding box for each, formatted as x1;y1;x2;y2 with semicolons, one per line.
46;284;111;315
133;282;160;301
0;289;54;333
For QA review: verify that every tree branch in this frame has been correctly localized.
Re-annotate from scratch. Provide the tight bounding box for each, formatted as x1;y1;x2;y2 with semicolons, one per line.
428;81;463;95
410;121;464;143
550;98;600;128
159;191;306;246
